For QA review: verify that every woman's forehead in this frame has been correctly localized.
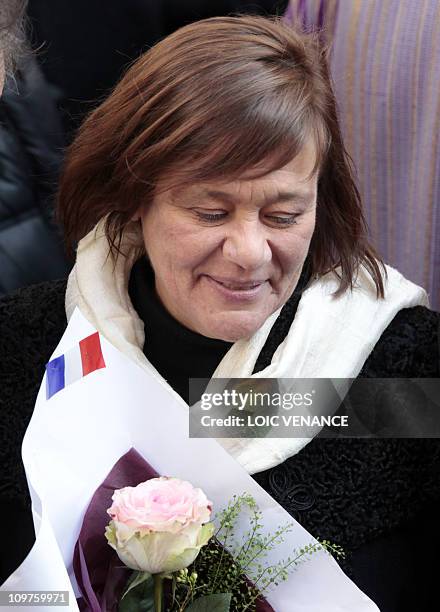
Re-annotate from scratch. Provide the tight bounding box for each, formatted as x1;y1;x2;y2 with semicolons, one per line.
160;140;318;201
239;144;318;184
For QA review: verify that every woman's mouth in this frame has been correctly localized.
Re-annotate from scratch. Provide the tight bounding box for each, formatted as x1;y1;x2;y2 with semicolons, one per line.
203;275;268;302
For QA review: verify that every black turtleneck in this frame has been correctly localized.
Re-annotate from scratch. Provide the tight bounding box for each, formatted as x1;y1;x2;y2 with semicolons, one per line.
128;257;233;403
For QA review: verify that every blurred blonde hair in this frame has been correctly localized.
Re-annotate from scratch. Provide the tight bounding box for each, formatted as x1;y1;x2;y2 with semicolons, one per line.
0;0;27;74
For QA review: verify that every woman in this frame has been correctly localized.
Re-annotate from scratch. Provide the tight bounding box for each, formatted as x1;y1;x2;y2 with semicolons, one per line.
0;15;439;610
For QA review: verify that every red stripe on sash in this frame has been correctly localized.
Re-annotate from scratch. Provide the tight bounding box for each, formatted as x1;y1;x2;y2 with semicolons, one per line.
79;332;106;376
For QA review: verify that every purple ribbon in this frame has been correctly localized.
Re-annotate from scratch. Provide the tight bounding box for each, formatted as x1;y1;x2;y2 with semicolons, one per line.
73;448;158;610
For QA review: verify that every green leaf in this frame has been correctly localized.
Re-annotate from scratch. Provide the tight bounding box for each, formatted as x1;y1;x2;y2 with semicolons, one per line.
186;593;232;612
121;571;152;599
118;572;154;612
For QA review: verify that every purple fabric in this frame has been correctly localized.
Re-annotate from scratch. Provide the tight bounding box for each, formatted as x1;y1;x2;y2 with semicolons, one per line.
76;541;101;612
298;0;306;27
286;0;440;308
257;599;274;611
317;0;324;29
73;448;159;611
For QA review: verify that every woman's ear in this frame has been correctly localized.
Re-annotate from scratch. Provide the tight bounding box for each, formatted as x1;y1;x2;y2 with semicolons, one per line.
131;208;142;222
131;202;148;222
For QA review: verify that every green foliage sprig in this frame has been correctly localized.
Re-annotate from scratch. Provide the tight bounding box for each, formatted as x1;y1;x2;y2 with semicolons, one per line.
167;493;344;612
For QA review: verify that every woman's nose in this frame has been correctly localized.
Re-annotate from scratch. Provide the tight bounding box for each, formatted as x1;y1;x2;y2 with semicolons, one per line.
222;221;272;270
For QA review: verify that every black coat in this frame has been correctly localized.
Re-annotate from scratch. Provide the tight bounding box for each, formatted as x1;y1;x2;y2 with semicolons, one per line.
0;279;439;612
0;60;70;295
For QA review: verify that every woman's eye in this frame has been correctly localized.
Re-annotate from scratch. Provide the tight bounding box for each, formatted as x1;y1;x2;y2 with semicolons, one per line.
265;214;298;226
194;210;298;225
195;210;227;222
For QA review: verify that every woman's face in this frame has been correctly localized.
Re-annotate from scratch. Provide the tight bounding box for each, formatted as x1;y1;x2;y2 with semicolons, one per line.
139;141;318;341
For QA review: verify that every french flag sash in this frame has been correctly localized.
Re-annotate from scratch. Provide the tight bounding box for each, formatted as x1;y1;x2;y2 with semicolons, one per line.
0;308;379;612
46;332;105;399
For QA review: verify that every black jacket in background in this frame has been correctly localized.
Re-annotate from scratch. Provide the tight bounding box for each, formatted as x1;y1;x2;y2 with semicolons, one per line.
0;59;70;295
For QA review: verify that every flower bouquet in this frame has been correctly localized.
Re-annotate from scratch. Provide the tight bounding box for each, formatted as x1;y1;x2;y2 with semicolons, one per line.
1;312;378;612
74;449;342;612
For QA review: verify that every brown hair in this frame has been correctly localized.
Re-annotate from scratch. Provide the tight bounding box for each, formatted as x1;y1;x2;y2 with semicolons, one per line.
58;14;385;297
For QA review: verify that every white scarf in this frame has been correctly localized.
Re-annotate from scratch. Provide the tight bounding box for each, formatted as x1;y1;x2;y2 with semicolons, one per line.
66;220;429;474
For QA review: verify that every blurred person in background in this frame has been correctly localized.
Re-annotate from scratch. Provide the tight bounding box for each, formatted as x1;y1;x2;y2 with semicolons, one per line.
0;0;26;92
0;0;70;295
0;0;37;580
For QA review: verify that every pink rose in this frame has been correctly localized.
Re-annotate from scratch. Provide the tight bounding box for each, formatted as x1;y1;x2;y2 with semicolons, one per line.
107;477;212;534
105;477;214;574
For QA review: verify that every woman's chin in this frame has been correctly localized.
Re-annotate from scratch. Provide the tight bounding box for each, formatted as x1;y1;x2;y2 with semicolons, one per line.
199;312;269;342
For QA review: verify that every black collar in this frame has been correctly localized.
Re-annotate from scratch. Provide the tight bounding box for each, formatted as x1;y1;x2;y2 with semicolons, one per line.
128;257;233;403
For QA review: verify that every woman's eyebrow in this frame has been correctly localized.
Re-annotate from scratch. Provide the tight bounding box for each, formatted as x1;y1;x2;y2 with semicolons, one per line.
203;189;315;207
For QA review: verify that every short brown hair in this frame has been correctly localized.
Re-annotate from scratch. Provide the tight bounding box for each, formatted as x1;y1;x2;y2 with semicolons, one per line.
58;15;385;297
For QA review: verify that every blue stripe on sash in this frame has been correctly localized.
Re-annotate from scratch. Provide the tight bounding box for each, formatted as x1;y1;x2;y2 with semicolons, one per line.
46;354;66;399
